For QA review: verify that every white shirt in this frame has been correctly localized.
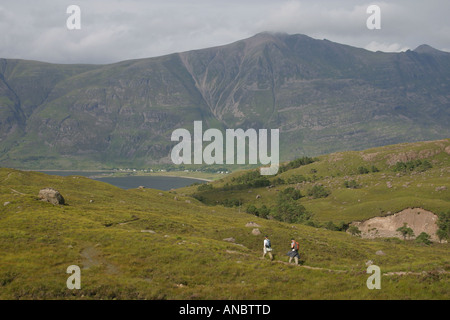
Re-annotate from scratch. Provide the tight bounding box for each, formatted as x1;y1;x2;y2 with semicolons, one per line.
263;239;271;252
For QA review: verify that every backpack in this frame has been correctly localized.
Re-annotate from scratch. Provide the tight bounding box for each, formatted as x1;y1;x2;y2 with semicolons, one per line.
292;241;299;251
266;239;271;248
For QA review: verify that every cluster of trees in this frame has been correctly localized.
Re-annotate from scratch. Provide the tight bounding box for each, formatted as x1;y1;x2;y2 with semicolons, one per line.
395;215;450;244
392;159;432;173
306;185;330;198
272;190;312;223
396;223;434;245
216;198;242;208
196;183;214;192
245;204;271;219
244;185;334;224
357;165;379;174
244;186;335;225
278;156;317;173
286;174;308;184
343;180;360;189
266;173;317;187
228;170;271;189
194;156;319;194
322;221;349;231
437;211;450;243
246;187;312;224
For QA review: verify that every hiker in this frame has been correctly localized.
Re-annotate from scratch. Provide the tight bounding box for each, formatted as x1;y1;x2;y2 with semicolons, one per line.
287;238;300;265
263;235;273;260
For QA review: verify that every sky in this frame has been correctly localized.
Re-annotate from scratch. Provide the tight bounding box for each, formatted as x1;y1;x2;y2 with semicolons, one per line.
0;0;449;64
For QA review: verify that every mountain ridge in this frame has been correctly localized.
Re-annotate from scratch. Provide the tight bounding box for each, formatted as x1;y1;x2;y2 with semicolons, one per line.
1;33;449;169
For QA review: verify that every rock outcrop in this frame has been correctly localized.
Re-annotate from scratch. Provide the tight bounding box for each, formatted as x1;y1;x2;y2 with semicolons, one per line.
349;208;440;241
38;188;65;205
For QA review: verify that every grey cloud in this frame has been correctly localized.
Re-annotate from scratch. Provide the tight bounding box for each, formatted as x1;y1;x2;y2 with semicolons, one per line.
0;0;448;64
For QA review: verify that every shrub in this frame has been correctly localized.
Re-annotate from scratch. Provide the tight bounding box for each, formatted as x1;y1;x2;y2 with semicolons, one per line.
258;205;271;219
415;232;431;245
396;223;415;240
286;174;307;184
348;226;361;236
245;204;258;215
280;187;302;200
197;183;213;192
323;221;348;231
272;193;311;223
358;166;369;174
228;170;271;189
307;185;330;198
393;160;432;173
278;156;317;173
337;221;349;231
323;221;339;231
437;211;450;242
245;204;270;219
219;198;241;207
304;220;319;228
271;177;285;186
192;194;205;202
343;180;360;189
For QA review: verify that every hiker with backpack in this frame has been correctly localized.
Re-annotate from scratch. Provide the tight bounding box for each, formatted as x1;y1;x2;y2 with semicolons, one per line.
263;235;273;260
287;238;300;265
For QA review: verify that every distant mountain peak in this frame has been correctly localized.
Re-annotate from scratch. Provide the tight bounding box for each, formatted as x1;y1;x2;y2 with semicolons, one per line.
247;32;311;43
413;44;446;55
243;31;289;44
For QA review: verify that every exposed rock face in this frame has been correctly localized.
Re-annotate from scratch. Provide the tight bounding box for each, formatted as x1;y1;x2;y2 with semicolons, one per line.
245;222;261;227
349;208;439;241
38;188;65;205
251;228;261;236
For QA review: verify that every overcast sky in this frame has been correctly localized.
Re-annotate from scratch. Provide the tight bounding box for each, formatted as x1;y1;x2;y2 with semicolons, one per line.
0;0;449;64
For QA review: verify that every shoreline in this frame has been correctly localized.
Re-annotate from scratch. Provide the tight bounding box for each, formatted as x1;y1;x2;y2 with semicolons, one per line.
151;174;212;182
25;169;216;182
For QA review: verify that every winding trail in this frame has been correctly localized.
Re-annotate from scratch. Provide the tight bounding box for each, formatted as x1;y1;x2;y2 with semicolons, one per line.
241;251;449;276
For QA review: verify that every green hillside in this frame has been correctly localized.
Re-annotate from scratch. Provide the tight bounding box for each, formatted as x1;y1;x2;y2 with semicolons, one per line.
183;139;450;226
0;141;449;299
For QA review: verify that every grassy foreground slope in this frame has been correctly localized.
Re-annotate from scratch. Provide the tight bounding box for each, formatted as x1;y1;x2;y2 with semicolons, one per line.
182;139;450;224
0;167;448;299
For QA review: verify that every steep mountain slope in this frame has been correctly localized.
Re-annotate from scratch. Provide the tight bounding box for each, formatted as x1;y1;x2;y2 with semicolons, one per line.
1;33;449;169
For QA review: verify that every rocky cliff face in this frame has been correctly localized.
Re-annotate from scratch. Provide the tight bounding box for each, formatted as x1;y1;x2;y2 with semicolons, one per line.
0;33;449;169
350;208;440;241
